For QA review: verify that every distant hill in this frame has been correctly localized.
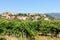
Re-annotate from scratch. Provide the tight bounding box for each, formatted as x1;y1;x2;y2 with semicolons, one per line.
46;13;60;19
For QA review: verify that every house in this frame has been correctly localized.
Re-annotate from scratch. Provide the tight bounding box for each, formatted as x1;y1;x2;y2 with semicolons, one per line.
1;12;16;19
31;16;40;21
10;16;15;19
2;12;11;19
44;17;49;20
17;16;28;20
34;16;40;20
40;14;46;17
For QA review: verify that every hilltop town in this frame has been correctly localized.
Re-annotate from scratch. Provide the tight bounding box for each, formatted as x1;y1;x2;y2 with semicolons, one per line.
0;11;54;21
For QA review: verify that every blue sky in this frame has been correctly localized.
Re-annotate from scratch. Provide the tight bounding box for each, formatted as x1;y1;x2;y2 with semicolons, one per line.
0;0;60;13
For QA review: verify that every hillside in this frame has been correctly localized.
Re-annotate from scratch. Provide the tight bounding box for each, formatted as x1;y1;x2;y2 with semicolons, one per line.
47;13;60;19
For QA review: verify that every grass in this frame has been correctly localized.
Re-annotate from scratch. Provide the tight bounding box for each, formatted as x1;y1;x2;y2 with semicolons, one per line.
0;35;60;40
35;35;60;40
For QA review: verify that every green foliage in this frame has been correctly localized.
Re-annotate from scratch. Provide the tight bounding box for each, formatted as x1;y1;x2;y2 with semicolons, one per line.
17;13;27;16
0;18;60;38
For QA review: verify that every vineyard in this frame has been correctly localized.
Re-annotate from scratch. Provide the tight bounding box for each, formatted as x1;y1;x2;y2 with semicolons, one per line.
0;18;60;40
